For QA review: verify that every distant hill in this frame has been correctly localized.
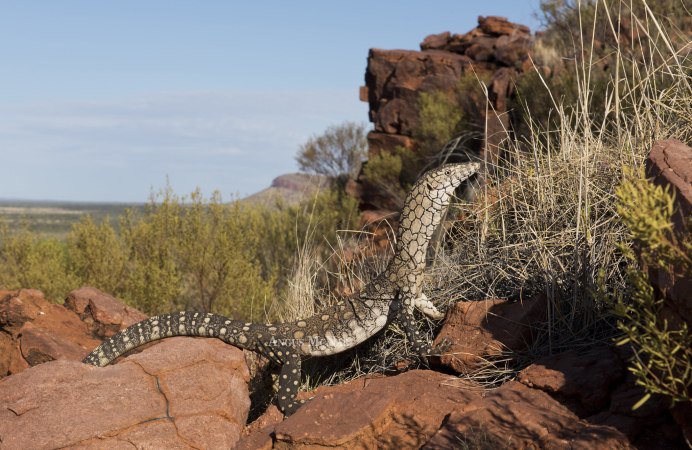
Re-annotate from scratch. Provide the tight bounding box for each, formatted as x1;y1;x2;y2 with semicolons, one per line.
241;173;331;207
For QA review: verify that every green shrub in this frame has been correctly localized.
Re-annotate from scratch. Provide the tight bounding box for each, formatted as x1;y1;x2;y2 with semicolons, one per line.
614;168;691;407
361;145;415;206
68;215;128;296
0;225;77;301
0;183;359;322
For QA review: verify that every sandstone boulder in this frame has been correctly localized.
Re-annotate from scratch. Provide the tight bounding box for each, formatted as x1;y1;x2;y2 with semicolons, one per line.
478;15;531;36
424;381;632;449
0;337;250;450
64;286;147;338
239;370;482;449
0;289;100;376
432;295;548;374
0;287;145;378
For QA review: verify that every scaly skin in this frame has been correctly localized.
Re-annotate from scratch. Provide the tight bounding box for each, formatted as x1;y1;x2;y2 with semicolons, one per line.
83;162;480;415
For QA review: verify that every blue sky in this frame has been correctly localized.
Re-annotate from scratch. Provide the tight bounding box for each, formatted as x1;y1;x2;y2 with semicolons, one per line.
0;1;542;202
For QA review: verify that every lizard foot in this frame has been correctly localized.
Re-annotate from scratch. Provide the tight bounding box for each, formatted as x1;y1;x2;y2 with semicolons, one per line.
427;337;452;356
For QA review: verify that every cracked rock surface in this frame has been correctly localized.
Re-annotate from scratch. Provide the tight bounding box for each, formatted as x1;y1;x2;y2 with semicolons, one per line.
0;337;250;449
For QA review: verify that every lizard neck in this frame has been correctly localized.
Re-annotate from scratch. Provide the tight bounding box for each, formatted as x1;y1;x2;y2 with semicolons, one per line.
388;178;453;275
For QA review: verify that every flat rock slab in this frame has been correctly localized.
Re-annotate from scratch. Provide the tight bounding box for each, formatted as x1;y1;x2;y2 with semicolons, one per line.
0;337;250;449
239;370;483;449
424;381;633;450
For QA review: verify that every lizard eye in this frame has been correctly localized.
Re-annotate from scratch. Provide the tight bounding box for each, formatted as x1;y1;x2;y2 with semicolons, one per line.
444;169;451;176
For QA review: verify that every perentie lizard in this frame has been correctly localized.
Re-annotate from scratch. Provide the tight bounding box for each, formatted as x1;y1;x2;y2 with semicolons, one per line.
83;162;480;415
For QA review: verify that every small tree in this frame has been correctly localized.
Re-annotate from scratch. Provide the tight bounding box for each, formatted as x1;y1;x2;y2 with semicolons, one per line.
296;121;368;181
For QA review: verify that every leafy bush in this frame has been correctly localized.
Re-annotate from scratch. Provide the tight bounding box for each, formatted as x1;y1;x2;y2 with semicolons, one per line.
295;121;368;182
0;185;359;322
0;226;77;301
614;168;691;407
361;145;415;206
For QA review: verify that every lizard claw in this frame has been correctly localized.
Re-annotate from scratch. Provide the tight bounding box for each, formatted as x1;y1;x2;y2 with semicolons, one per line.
428;337;452;356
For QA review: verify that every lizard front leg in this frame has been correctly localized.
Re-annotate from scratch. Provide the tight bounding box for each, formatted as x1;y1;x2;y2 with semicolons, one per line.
398;295;450;356
412;293;445;320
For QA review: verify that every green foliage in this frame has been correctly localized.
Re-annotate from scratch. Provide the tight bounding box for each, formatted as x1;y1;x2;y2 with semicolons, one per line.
68;215;128;296
362;146;415;205
615;168;691;406
415;74;488;163
0;225;78;301
249;187;360;301
415;89;463;159
296;121;368;182
517;1;691;147
0;185;358;322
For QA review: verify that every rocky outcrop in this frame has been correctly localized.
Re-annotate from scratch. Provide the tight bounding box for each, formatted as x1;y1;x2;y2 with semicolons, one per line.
357;16;547;212
0;338;250;449
425;381;632;450
0;287;145;377
240;370;482;449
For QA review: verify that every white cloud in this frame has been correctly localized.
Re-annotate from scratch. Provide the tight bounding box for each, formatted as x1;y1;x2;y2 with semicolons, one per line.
0;90;369;201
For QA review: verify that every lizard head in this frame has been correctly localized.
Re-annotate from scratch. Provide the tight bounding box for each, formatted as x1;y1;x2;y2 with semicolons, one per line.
421;162;481;202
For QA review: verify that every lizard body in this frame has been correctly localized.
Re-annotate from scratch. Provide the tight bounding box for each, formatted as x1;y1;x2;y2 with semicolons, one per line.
83;162;480;414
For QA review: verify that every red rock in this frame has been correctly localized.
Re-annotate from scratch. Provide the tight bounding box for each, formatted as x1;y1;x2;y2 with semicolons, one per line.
446;29;489;54
465;37;497;62
495;35;531;66
358;84;368;102
344;177;362;199
0;289;48;332
244;370;482;448
365;48;478;136
482;67;516;163
0;337;250;449
644;139;692;325
237;405;283;450
19;321;98;366
478;16;531;36
367;130;414;157
0;289;101;377
360;208;397;232
64;286;147;338
424;381;632;449
517;345;624;414
432;295;547;374
609;373;670;419
420;31;451;51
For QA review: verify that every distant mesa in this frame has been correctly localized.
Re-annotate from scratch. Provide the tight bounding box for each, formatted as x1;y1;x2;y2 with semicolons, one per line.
242;173;330;207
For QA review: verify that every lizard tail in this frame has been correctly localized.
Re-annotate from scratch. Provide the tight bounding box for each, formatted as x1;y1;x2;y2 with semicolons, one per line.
82;311;254;367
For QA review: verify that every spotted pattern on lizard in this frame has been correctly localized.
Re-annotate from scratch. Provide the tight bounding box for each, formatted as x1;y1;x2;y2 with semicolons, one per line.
82;162;480;415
